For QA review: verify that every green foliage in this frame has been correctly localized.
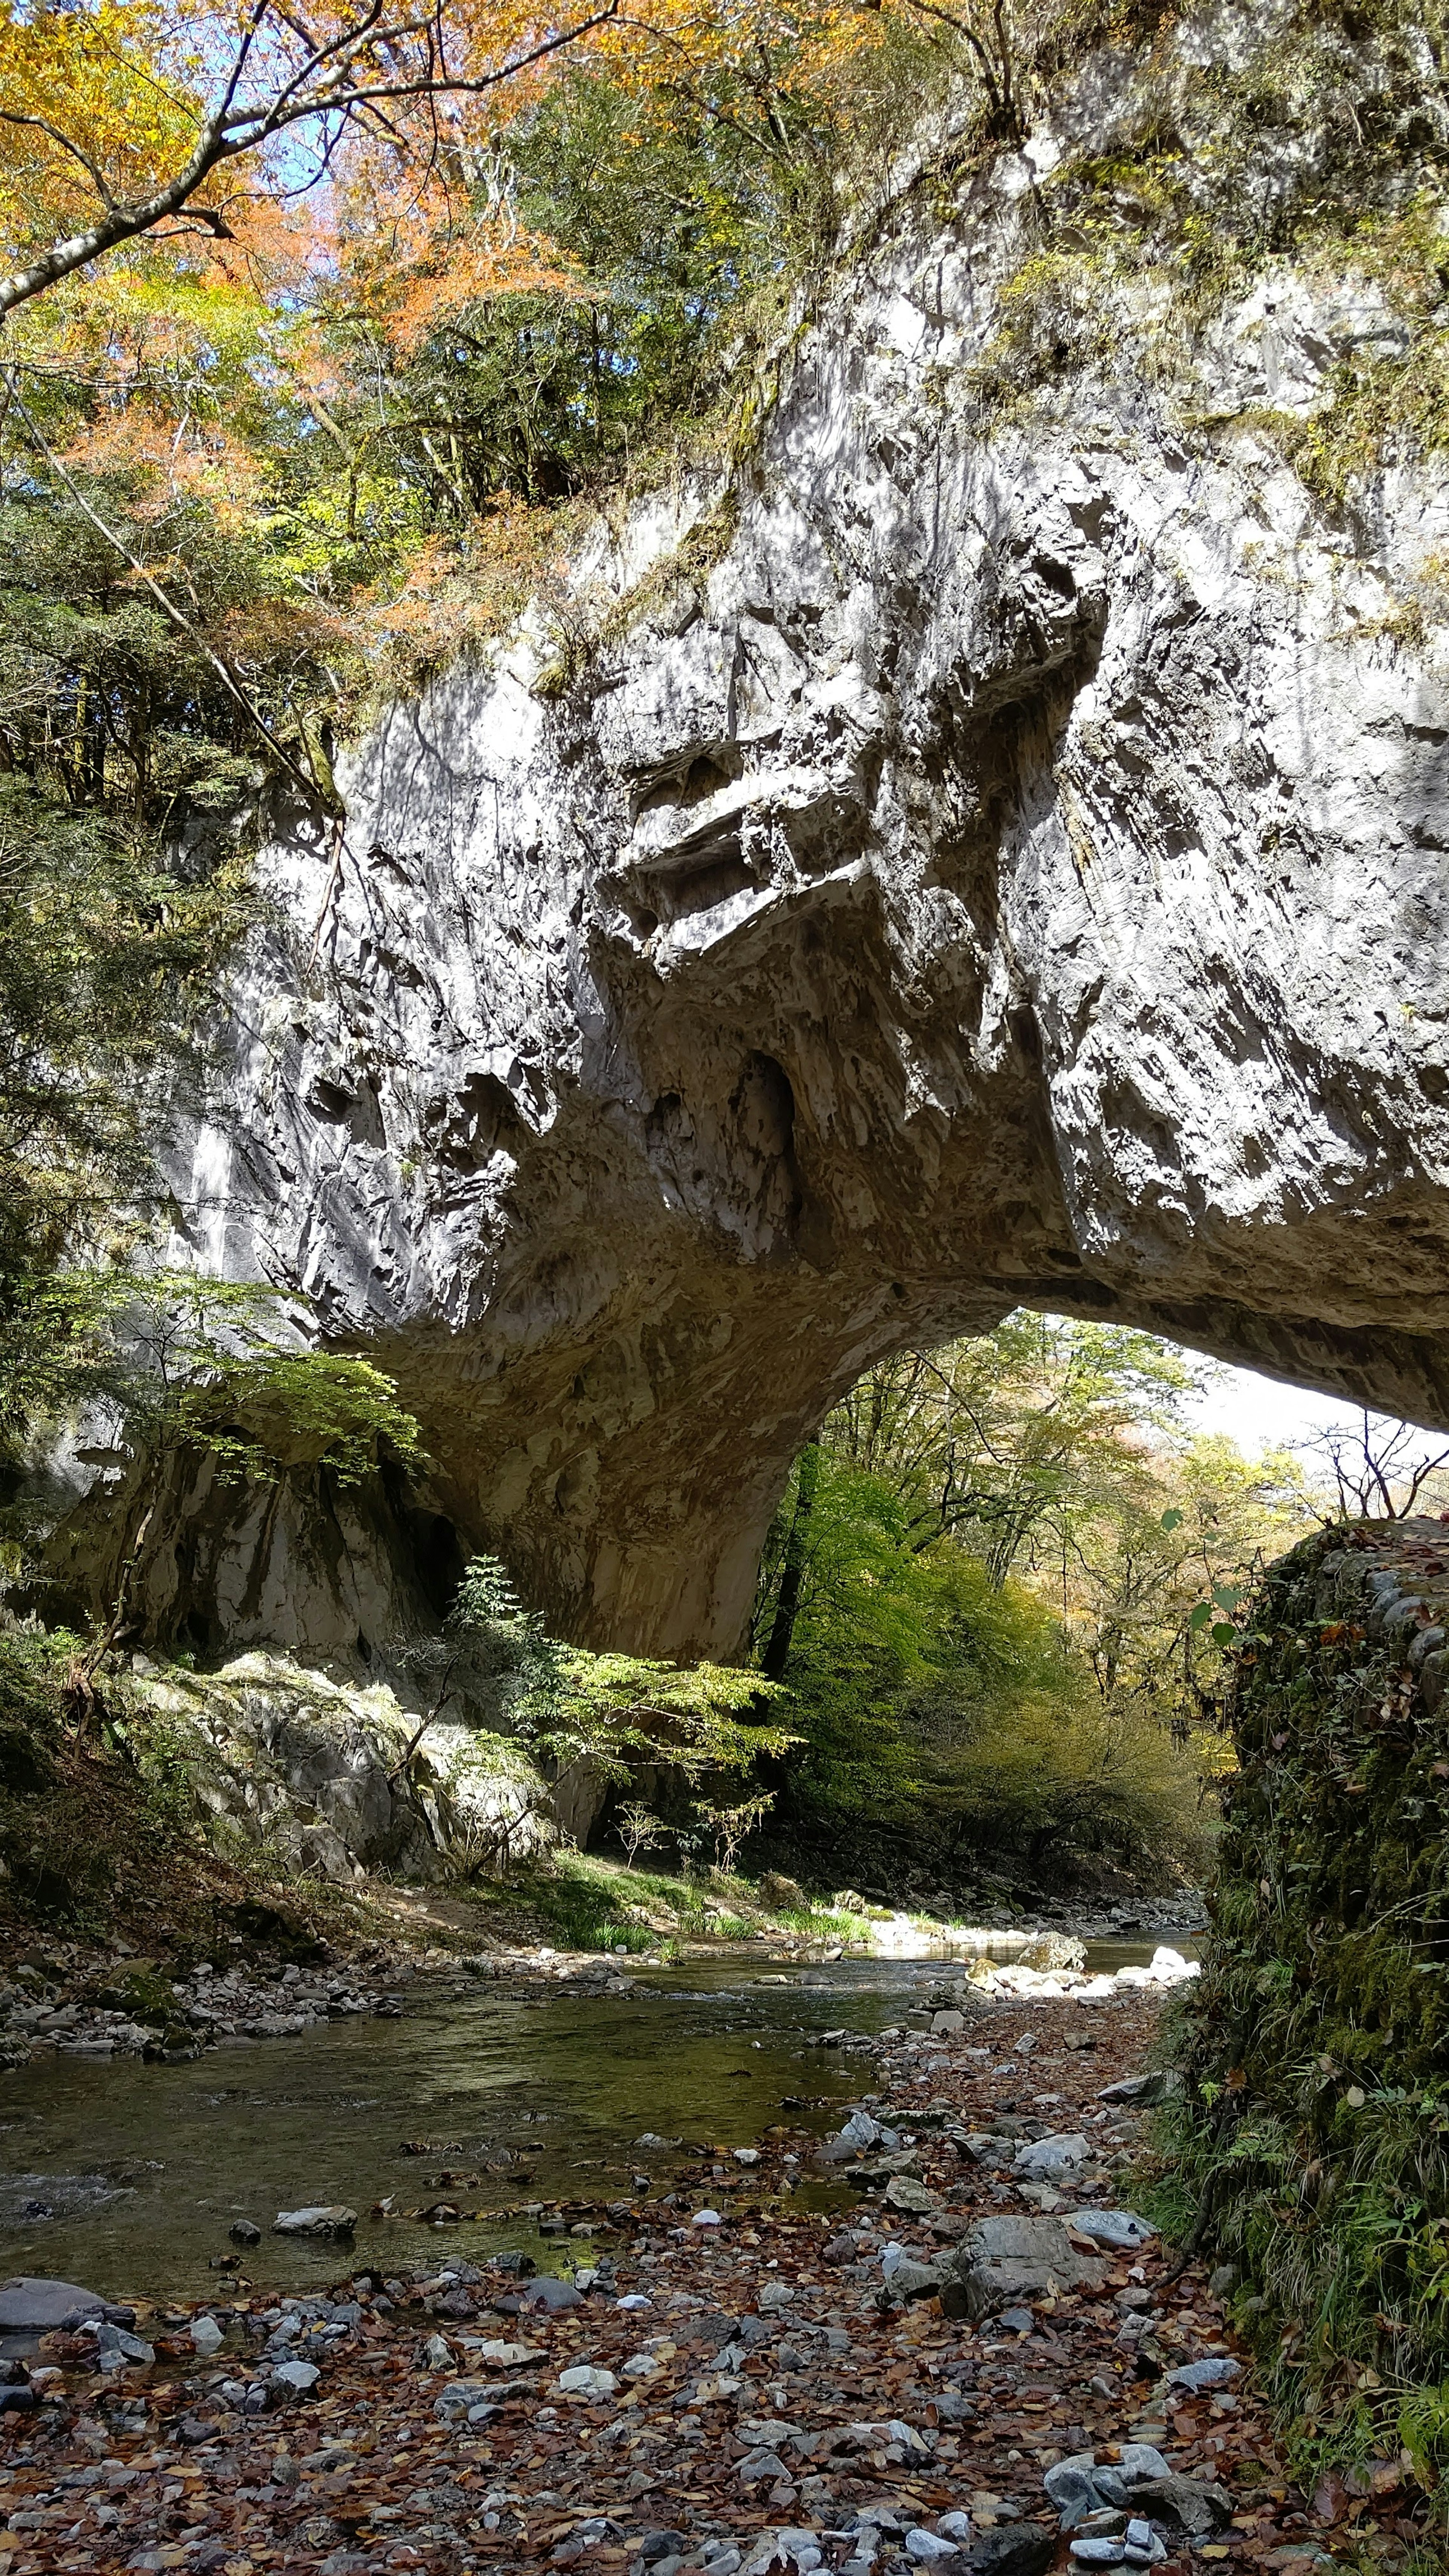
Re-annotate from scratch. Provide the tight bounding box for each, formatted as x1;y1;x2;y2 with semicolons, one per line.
754;1314;1304;1879
129;1279;423;1483
0;759;250;1283
445;1553;792;1792
617;1800;665;1867
0;1629;60;1793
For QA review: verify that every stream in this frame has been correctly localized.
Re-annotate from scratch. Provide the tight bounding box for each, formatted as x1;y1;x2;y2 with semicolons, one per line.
0;1941;1183;2303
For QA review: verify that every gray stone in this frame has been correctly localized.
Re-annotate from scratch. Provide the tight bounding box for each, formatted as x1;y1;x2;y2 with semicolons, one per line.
881;2257;946;2304
1117;2477;1231;2538
944;2216;1106;2320
963;2528;1056;2576
1166;2356;1240;2393
272;2207;357;2238
1095;2074;1182;2107
0;2276;105;2331
1012;2133;1090;2179
272;2359;320;2393
1071;2211;1157;2251
1043;2456;1103;2530
1092;2445;1170;2505
518;2274;583;2313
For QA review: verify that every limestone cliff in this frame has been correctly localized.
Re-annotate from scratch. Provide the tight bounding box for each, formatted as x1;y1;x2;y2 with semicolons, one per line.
48;6;1449;1662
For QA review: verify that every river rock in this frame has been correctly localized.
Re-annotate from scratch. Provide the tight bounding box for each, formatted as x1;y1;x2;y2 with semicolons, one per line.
885;2175;939;2214
0;2277;106;2331
943;2216;1107;2320
1012;2133;1090;2179
273;2206;357;2237
1166;2357;1241;2393
962;2526;1055;2576
1044;2456;1104;2529
1115;2477;1232;2537
272;2359;320;2393
516;2275;583;2313
557;2364;618;2398
1071;2210;1157;2251
1096;2074;1182;2106
1093;2445;1170;2506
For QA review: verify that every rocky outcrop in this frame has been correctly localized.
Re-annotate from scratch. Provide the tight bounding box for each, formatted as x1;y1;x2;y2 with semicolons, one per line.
131;1653;569;1882
52;19;1449;1662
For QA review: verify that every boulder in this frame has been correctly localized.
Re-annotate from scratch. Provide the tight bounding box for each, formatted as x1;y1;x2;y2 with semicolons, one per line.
943;2217;1107;2321
272;2207;357;2238
0;2277;106;2332
1115;2478;1231;2538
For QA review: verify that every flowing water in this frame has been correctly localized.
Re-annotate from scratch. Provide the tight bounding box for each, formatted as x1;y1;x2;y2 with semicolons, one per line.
0;1941;1190;2303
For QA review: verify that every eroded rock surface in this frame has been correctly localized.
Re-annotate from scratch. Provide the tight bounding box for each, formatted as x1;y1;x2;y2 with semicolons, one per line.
51;33;1449;1662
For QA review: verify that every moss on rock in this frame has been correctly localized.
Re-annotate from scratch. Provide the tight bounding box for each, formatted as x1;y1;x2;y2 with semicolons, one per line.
1170;1516;1449;2518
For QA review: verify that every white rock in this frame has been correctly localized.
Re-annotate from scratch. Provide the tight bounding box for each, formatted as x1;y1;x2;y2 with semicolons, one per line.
557;2365;618;2398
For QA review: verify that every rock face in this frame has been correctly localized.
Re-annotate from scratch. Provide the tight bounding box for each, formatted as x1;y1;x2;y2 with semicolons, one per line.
54;31;1449;1663
129;1653;575;1880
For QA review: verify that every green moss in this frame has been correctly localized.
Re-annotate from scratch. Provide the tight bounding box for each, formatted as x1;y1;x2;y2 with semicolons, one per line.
1169;1521;1449;2524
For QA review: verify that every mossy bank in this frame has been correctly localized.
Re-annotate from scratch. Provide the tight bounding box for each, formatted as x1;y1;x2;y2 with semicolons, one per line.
1164;1517;1449;2537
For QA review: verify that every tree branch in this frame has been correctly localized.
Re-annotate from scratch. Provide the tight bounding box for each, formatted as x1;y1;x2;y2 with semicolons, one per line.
0;2;619;319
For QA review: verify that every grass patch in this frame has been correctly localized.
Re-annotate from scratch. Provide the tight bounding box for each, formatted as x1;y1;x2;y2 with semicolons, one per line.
471;1850;881;1958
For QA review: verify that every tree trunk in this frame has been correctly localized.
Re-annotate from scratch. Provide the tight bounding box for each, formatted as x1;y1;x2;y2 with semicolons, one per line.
761;1441;820;1681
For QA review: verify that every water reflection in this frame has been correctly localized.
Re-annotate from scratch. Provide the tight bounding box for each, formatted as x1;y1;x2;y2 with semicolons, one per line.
0;1941;1193;2301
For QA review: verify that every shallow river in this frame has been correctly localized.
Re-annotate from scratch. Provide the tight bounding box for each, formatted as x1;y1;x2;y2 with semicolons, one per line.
0;1942;1181;2303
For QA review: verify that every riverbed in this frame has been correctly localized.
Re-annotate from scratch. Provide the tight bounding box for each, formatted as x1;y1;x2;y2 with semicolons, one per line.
0;1943;1181;2302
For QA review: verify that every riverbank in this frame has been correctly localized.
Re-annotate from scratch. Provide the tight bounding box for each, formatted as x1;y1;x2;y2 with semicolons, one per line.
0;1842;1205;2082
3;1982;1417;2576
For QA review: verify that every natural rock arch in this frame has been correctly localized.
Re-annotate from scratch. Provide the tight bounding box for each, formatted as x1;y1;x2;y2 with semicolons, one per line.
48;125;1449;1667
